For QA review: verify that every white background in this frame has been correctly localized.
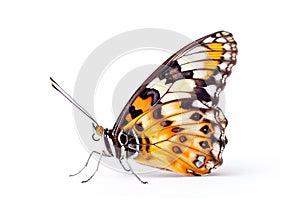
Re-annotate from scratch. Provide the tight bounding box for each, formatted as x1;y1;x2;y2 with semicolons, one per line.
0;0;298;199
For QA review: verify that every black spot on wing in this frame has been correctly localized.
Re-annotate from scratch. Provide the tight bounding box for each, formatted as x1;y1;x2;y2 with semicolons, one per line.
158;61;180;80
169;60;181;69
200;125;211;134
165;70;194;84
159;60;195;84
145;136;151;152
180;99;210;115
200;141;210;149
135;123;144;131
194;88;211;102
139;88;160;105
129;106;143;119
194;79;208;87
152;107;164;119
172;127;184;133
203;76;218;86
179;135;187;143
172;146;182;154
180;99;194;109
160;120;173;127
190;112;203;121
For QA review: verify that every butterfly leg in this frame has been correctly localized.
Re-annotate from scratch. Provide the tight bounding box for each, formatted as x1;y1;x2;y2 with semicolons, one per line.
125;159;148;184
81;153;103;183
69;151;102;178
119;159;131;172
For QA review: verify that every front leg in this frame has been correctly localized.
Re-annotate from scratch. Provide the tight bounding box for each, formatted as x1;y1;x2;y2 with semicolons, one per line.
69;151;103;183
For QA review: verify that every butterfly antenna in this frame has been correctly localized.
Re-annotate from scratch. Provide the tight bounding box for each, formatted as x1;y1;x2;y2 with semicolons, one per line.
50;77;99;127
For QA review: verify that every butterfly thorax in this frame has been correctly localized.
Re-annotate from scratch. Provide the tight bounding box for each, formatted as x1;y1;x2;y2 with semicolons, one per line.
96;126;141;160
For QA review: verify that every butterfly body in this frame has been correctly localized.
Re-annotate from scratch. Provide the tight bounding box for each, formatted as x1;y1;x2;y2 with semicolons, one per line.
92;30;237;176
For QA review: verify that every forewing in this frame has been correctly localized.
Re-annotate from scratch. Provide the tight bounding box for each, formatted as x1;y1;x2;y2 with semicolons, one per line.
112;30;237;134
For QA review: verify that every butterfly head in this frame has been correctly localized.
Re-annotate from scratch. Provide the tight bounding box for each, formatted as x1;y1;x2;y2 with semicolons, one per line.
92;123;105;140
95;125;104;136
91;123;114;157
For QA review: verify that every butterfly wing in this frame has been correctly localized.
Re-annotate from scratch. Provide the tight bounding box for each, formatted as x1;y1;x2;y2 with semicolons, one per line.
130;100;228;175
112;31;237;175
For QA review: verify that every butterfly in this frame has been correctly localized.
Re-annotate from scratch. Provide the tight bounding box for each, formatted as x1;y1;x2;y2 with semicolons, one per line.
51;30;237;184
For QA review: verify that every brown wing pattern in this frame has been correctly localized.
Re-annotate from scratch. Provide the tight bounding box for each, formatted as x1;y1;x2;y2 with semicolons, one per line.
113;31;237;175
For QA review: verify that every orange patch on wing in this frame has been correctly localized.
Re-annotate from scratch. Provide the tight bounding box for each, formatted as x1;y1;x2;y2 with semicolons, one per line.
204;60;219;70
125;113;132;122
207;51;223;59
132;96;153;113
134;101;184;134
206;43;223;51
